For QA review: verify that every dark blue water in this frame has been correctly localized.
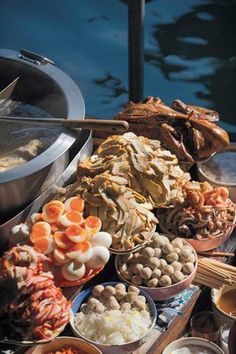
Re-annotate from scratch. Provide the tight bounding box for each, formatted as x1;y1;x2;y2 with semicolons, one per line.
0;0;235;131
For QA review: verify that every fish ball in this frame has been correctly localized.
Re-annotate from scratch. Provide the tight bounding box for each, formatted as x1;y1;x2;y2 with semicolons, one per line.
121;302;131;311
147;278;159;287
171;261;182;272
106;296;120;310
115;283;126;293
92;284;104;297
94;303;105;314
159;259;167;269
152;268;162;279
87;297;101;309
159;275;172;287
119;263;128;274
146;257;161;269
126;292;138;303
140;267;152;280
133;299;146;311
103;286;116;298
185;254;196;263
154;248;162;258
131;275;143;286
115;290;126;301
142;247;155;259
182;262;195;274
171;271;185;283
171;238;184;248
172;247;181;254
132;263;144;274
166;252;179;263
128;285;140;295
162;243;174;254
162;265;174;276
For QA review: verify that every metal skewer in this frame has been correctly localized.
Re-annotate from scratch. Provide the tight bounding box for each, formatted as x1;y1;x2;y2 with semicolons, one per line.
0;115;129;133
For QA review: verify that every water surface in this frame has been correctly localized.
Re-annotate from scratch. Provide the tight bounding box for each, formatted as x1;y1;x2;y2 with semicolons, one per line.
0;0;235;130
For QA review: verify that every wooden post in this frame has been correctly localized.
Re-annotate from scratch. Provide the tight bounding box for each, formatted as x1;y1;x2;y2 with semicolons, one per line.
128;0;145;102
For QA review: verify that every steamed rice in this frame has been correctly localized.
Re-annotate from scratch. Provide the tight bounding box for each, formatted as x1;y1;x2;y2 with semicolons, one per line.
74;309;152;345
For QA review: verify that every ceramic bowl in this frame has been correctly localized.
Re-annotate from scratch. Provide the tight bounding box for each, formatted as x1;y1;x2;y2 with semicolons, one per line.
25;336;102;354
159;222;234;252
211;285;236;326
162;337;224;354
115;240;198;301
70;281;157;354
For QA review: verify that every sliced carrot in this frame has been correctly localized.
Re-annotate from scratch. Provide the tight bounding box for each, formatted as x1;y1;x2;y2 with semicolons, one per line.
65;197;85;212
33;236;54;255
85;216;102;234
54;231;73;249
65;225;89;243
30;221;51;243
60;211;83;227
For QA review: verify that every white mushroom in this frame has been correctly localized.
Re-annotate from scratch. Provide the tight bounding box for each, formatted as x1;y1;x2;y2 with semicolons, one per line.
182;262;195;274
171;238;184;249
147;278;159;287
170;261;182;272
103;286;116;298
162;243;174;254
92;284;105;297
154;247;162;258
106;296;120;310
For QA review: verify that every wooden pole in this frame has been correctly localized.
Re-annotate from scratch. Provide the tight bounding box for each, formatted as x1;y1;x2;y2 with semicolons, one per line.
128;0;145;102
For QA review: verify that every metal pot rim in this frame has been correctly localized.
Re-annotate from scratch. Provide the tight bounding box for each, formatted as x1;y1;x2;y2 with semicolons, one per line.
0;48;85;183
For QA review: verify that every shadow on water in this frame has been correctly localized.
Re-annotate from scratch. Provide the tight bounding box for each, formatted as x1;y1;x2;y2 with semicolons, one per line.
145;1;236;130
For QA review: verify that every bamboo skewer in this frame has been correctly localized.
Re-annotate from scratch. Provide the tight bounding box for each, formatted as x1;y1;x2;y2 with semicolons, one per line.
194;257;236;289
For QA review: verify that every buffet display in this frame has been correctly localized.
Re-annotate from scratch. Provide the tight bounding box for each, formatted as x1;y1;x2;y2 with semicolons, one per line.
0;97;235;353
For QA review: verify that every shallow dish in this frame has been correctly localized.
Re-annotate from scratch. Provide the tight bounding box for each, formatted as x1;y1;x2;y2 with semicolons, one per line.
115;240;198;301
25;336;102;354
70;281;157;354
162;337;224;354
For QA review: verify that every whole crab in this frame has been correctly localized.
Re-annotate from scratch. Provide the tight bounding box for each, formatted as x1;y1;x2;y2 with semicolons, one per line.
115;96;229;164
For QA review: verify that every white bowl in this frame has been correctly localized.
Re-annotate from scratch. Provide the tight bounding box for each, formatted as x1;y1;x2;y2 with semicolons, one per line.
211;285;236;326
25;336;102;354
162;337;224;354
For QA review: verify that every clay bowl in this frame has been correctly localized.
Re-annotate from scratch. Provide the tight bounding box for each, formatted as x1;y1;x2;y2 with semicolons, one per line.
115;240;198;301
158;222;235;252
25;336;102;354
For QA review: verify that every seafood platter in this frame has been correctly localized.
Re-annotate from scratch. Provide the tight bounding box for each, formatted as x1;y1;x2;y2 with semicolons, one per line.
0;96;235;354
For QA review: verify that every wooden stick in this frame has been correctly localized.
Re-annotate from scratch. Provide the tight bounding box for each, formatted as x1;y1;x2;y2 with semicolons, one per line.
197;251;235;257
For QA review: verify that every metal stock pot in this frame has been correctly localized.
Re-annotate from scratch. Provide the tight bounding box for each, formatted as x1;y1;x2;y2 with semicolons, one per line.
0;48;85;218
